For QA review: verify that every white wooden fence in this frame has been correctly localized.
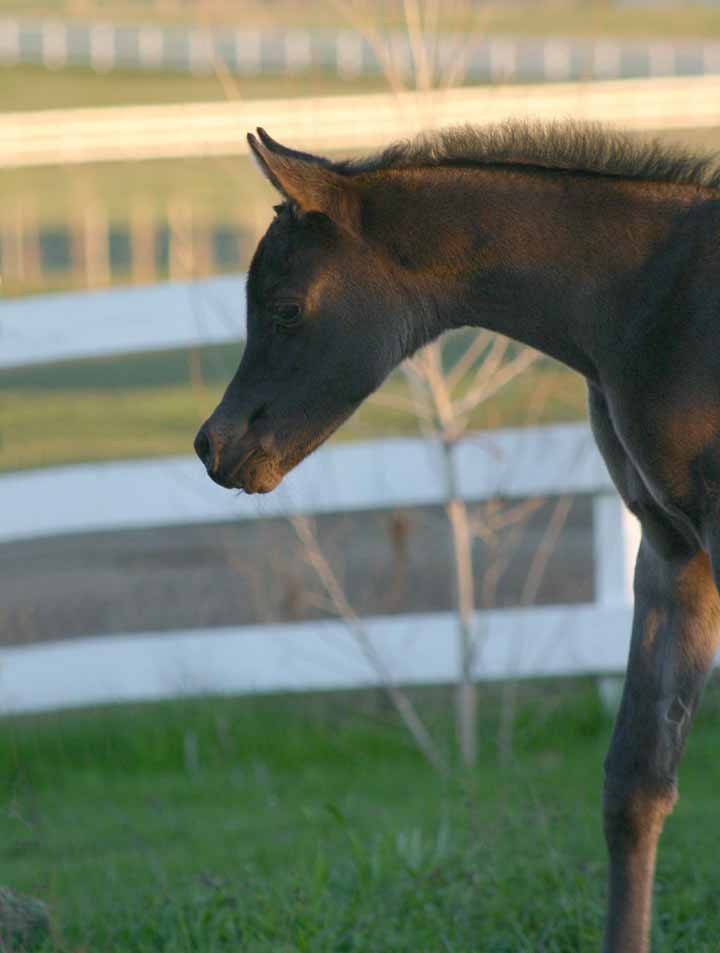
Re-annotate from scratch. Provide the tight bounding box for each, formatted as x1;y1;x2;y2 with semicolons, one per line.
3;18;718;83
0;277;640;714
0;275;247;368
3;74;720;169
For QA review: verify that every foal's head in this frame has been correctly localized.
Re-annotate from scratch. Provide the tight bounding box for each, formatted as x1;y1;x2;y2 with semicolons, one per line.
194;130;423;493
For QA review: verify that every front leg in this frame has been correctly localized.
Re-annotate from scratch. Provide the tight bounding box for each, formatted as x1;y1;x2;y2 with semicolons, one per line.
602;538;720;953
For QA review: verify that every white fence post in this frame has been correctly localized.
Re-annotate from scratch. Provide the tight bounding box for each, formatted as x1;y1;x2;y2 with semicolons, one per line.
593;494;640;606
0;19;19;66
337;30;364;79
138;25;164;69
543;40;572;82
593;493;640;712
90;21;116;73
42;20;68;70
593;42;621;80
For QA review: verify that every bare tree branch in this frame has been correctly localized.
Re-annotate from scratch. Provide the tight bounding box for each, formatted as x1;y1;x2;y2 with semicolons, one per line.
290;513;449;776
520;496;574;607
367;388;435;422
456;346;540;417
445;330;493;393
329;0;408;97
300;0;567;771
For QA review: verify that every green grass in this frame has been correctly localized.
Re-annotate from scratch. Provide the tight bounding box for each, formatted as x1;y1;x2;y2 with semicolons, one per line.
0;151;274;298
0;64;387;113
3;678;720;951
0;154;274;226
0;346;587;472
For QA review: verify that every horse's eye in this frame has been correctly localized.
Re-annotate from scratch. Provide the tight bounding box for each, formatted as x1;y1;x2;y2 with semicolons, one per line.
272;303;302;328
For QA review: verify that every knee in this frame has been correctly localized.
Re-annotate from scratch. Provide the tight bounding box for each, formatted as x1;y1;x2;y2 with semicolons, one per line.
602;699;686;849
603;777;677;850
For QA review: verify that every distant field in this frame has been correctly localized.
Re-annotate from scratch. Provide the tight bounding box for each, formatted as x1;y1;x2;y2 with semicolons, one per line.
0;153;273;224
0;346;587;473
3;678;720;951
2;0;720;37
0;151;274;297
0;64;386;113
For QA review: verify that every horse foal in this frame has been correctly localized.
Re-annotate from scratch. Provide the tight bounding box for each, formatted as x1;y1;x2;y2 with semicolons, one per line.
195;121;720;951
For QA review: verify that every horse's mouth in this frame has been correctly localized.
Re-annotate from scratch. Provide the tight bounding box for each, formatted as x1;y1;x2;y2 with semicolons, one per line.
203;413;351;495
226;447;284;494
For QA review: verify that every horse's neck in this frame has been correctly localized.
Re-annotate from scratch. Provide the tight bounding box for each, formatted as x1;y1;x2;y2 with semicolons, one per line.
386;167;702;381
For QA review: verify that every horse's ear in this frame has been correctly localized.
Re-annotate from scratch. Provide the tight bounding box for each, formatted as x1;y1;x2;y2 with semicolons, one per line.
247;129;360;233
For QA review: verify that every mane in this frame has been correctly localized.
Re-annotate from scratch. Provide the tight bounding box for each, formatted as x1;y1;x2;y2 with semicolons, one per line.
332;120;720;190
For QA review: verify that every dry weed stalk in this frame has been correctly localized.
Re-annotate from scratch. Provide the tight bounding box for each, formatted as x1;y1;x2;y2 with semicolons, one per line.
402;335;544;767
289;513;449;776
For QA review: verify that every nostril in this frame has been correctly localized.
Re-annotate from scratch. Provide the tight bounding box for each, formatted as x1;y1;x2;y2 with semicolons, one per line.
249;403;268;427
194;427;212;469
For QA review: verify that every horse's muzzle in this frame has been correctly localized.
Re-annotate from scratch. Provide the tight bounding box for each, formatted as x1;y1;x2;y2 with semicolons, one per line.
194;418;282;494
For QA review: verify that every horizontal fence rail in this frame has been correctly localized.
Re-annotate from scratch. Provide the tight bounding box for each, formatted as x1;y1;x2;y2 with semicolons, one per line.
2;19;720;83
0;275;246;368
0;425;614;543
1;425;642;647
3;75;720;169
0;606;634;716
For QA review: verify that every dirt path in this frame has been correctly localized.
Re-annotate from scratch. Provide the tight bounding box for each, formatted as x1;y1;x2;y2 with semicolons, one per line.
2;498;593;647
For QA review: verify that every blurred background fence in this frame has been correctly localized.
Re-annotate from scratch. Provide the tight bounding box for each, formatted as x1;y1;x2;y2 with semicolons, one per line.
1;278;640;714
5;75;720;169
5;16;720;82
3;75;720;297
